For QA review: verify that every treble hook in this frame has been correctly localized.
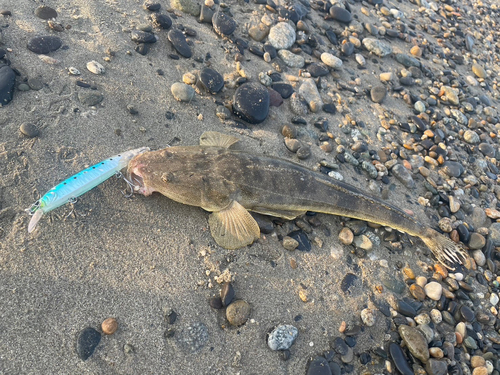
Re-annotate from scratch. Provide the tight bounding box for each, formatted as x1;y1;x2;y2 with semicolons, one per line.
115;171;136;198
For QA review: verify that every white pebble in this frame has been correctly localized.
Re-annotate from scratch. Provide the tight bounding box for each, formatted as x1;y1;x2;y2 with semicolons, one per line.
87;60;105;75
361;308;376;326
424;281;442;301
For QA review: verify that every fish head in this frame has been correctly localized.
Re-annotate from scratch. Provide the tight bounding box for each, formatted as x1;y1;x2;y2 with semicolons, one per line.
127;154;156;196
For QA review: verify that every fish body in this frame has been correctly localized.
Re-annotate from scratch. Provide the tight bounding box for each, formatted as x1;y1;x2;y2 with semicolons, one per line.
127;132;468;268
27;147;150;233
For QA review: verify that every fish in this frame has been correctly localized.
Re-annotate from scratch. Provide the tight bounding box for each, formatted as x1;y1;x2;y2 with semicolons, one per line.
127;131;468;268
26;147;150;233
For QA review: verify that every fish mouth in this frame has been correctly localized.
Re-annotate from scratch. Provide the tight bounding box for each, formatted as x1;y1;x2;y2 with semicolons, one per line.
127;161;155;196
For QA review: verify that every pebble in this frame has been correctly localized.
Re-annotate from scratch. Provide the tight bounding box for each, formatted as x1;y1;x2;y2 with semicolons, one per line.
489;223;500;246
168;29;192;58
268;22;296;50
464;130;480;144
277;50;305;68
398;325;429;363
362;38;392;57
101;318;118;335
220;282;235;306
143;1;161;11
391;164;415;189
338;227;353;245
370;86;386;103
283;236;299;251
321;53;342;69
271;83;293;99
389;343;414;375
76;327;101;361
171;0;200;16
329;6;352;23
175;322;209;353
199;67;224;94
131;30;157;43
226;300;251;326
439;86;459;105
442;161;464;178
360;308;375;326
171;82;195;102
409;284;426;301
308;63;329;77
426;359;448;375
78;91;104;106
424;281;442;300
469;234;486;250
0;64;15;106
472;63;487;79
268;325;298;351
395;54;420;68
298;78;322;112
307;357;332;375
34;6;57;20
86;61;105;75
151;13;172;29
212;11;236;36
20;123;39;138
27;36;62;54
233;82;269;124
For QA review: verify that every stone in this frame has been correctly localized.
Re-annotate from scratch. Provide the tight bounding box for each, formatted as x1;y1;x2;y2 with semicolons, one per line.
488;223;500;246
472;63;487;79
78;91;104;106
233;82;270;124
171;82;195;102
398;325;429;363
329;6;352;23
268;325;298;351
176;322;209;353
389;343;414;375
439;86;459;105
283;236;299;251
35;6;57;19
298;78;323;113
469;234;486;250
171;0;200;16
152;13;172;29
362;38;392;57
395;53;421;68
212;11;236;36
101;318;118;335
360;308;375;326
338;227;353;245
199;67;224;94
391;164;415;189
27;36;62;54
0;64;15;106
131;30;157;43
168;29;192;58
464;130;480;144
20;123;39;138
226;300;251;326
307;357;332;375
424;281;442;301
426;359;448;375
321;52;342;69
277;50;305;68
370;86;386;103
76;327;101;361
442;161;464;178
248;23;269;42
268;22;296;50
86;61;105;75
220;282;235;306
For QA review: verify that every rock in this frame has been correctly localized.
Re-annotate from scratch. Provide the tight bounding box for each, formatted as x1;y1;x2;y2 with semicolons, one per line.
35;5;57;19
370;86;386;103
409;284;426;301
362;38;392;57
176;322;209;353
321;52;342;69
395;53;421;68
399;325;429;363
341;42;354;56
329;6;352;23
76;327;101;361
131;30;157;43
212;11;236;36
479;143;496;158
220;282;235;307
27;36;62;54
426;359;448;375
78;91;104;106
360;308;375;326
268;325;298;351
298;78;323;113
268;22;296;50
464;130;480;144
171;82;195;102
489;223;500;246
338;227;353;245
226;300;251;326
424;281;442;301
308;63;329;77
307;357;332;375
442;161;464;178
439;86;459;105
353;235;372;250
168;29;192;58
171;0;200;16
0;64;15;106
472;63;487;79
391;164;415;189
341;273;359;295
20;123;39;138
101;318;118;335
283;236;299;251
233;82;269;124
86;61;105;75
271;83;293;99
277;50;305;68
469;234;486;250
151;13;172;29
199;67;224;94
389;343;414;375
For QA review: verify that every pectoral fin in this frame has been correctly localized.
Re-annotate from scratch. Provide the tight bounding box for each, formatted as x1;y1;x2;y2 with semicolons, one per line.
250;207;307;220
208;200;260;250
199;131;239;148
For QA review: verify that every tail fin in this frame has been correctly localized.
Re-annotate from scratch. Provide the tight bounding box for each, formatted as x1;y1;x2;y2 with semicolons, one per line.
420;228;469;269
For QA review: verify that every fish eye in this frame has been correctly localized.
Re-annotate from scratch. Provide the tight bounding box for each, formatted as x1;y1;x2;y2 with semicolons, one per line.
63;182;67;185
101;163;104;165
93;167;96;169
74;177;77;179
110;158;113;160
118;154;121;156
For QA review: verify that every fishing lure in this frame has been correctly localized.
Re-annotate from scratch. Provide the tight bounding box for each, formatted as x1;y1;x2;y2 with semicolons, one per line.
26;147;150;233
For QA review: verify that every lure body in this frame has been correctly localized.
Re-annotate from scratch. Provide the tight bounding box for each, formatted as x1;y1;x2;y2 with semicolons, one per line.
27;147;149;233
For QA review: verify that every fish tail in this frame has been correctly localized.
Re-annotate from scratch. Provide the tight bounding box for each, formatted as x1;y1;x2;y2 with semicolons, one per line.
420;228;469;269
28;210;44;233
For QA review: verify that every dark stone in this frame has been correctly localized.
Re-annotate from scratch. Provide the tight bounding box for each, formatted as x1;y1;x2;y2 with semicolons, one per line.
442;161;464;178
144;1;161;11
271;83;293;99
330;337;349;355
220;282;235;307
20;123;39;137
325;30;338;45
389;343;414;375
131;30;156;43
209;296;224;309
287;230;311;251
35;6;57;20
0;64;15;106
212;11;236;36
166;309;178;324
370;86;386;103
410;115;428;131
269;88;283;107
263;44;277;59
308;63;330;77
340;273;359;294
135;43;150;55
460;305;475;322
168;29;192;58
329;6;352;23
233;82;270;124
322;103;336;114
341;42;354;56
307;357;332;375
200;5;214;23
76;327;101;361
397;299;417;317
151;13;172;29
27;36;62;54
199;67;224;94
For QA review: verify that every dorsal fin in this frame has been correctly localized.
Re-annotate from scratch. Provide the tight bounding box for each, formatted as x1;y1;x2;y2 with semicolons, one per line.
199;131;239;148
